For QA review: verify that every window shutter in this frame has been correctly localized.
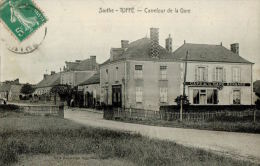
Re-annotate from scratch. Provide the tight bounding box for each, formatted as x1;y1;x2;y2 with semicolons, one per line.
205;67;208;81
238;67;241;82
223;67;226;82
212;67;215;82
195;66;198;81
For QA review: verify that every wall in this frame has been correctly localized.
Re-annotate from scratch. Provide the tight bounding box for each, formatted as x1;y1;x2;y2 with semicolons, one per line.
100;60;126;105
61;71;96;87
8;85;22;101
19;105;64;117
81;83;101;106
183;61;253;105
127;60;181;111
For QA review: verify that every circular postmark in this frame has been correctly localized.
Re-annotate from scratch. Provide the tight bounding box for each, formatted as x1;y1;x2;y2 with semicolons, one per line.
0;0;48;54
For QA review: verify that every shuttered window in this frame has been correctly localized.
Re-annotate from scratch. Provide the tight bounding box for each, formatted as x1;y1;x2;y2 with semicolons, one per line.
160;87;168;103
160;66;167;80
136;87;143;103
135;65;143;79
232;67;241;82
195;66;208;81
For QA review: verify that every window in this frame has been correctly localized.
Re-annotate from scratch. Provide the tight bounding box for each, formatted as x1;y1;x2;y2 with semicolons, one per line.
207;89;218;104
193;89;218;104
136;87;143;103
216;67;223;82
115;67;118;81
233;90;241;104
232;67;240;82
160;87;168;103
196;66;208;81
160;66;167;80
106;69;109;82
135;65;143;79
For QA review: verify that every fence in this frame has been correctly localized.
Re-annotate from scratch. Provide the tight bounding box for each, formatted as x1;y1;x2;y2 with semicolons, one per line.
19;105;64;117
103;107;161;120
162;110;258;122
104;106;258;122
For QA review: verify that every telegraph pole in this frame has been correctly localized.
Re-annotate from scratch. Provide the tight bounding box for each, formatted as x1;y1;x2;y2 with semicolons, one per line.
180;50;188;121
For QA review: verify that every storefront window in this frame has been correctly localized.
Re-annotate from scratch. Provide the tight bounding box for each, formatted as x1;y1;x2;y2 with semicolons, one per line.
233;90;241;104
193;89;218;104
193;89;199;104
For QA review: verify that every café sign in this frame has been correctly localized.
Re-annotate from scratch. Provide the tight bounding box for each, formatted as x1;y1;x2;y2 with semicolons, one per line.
185;82;250;88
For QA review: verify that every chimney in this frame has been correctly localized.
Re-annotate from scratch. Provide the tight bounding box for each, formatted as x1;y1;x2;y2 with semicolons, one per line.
43;74;48;79
150;27;159;58
165;34;172;52
51;71;55;75
230;43;239;55
121;40;129;48
90;55;96;70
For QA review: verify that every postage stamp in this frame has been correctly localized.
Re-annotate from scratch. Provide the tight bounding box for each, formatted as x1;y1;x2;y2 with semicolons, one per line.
0;0;47;42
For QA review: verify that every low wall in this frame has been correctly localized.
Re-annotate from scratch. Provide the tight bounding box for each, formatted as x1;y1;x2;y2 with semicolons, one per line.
19;105;64;117
103;106;161;120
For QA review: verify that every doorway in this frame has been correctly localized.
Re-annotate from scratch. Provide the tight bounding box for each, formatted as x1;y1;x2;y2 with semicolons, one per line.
112;85;122;107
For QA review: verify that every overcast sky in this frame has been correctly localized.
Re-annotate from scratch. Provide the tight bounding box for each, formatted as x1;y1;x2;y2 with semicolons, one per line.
0;0;259;84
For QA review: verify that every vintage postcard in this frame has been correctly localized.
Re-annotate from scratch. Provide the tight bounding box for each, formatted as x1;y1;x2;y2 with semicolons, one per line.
0;0;259;165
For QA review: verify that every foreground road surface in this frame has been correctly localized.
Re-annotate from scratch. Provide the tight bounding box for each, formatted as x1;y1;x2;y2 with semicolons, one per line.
64;110;260;163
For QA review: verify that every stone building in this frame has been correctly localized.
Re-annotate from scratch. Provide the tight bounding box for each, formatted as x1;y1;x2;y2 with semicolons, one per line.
174;43;253;105
0;79;23;101
100;28;181;111
100;28;254;111
61;56;99;87
78;72;100;107
33;72;61;103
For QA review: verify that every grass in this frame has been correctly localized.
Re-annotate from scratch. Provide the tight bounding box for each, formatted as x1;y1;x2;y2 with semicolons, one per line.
0;111;257;166
116;117;260;134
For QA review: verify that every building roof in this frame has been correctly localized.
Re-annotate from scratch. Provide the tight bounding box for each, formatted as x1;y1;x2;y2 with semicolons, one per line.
254;80;260;95
101;37;175;65
35;73;61;88
173;43;253;64
65;58;99;71
78;72;100;86
0;84;11;92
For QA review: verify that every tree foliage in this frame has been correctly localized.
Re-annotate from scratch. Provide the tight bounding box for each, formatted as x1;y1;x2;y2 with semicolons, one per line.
175;95;190;106
20;84;34;95
50;85;73;101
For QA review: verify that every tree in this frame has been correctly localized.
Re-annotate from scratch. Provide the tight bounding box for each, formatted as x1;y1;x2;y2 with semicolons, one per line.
20;83;34;95
175;95;190;106
50;85;73;105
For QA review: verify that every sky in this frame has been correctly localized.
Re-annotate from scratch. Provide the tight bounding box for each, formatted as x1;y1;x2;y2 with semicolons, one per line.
0;0;260;84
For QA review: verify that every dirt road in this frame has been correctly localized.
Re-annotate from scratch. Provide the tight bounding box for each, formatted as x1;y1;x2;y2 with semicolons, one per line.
64;110;260;163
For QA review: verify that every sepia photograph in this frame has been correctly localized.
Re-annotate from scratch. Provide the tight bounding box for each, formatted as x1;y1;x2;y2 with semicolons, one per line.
0;0;260;165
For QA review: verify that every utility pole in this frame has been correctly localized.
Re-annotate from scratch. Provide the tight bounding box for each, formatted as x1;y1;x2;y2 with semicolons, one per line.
180;50;188;121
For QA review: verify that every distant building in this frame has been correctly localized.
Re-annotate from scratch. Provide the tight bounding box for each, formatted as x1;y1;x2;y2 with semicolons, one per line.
100;28;254;111
33;72;61;103
78;72;100;107
61;56;99;87
0;78;23;101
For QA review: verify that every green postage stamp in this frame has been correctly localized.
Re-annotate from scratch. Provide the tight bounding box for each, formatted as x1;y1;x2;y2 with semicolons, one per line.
0;0;47;42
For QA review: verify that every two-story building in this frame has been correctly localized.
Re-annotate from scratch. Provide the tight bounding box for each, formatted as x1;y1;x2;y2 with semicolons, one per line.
100;28;181;111
174;43;254;105
61;56;99;87
100;28;254;111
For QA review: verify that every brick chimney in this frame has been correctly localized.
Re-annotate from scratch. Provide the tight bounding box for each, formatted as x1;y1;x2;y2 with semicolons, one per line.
51;71;55;75
230;43;239;55
90;55;96;70
165;34;172;52
150;27;159;58
121;40;129;48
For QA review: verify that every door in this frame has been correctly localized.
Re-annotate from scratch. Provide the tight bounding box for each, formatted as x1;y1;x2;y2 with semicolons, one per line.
112;85;122;107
